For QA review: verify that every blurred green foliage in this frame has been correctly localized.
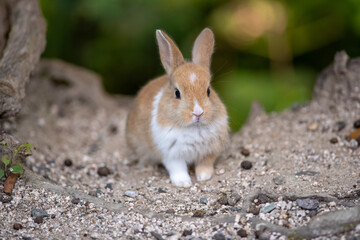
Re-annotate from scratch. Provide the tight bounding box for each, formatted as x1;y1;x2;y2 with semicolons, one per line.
40;0;360;131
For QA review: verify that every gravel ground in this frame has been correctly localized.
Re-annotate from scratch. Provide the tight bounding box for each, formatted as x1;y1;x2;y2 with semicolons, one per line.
0;58;360;239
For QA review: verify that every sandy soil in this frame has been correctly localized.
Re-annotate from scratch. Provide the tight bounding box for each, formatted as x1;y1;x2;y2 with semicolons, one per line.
0;58;359;239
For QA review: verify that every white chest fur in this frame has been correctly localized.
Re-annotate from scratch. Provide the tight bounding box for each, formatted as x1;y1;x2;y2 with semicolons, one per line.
151;88;227;163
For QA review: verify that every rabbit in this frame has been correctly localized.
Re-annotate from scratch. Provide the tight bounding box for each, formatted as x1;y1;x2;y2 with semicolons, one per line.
126;28;229;187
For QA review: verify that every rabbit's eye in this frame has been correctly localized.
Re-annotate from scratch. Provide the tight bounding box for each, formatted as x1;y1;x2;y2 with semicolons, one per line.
175;88;181;99
207;87;210;97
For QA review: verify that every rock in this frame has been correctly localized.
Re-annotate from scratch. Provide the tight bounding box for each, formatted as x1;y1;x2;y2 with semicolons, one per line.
257;193;275;204
105;183;112;190
192;210;205;218
13;223;22;230
248;206;260;215
124;190;137;198
34;216;43;224
217;196;228;205
213;232;226;240
241;160;252;170
294;206;360;238
354;119;360;129
241;148;250;157
88;190;97;197
295;171;319;176
228;193;241;206
237;229;248;238
71;198;80;204
166;209;175;214
261;202;277;213
0;0;46;117
157;188;166;193
308;122;319;131
296;198;319;210
182;229;192;236
31;208;48;218
200;197;207;204
90;232;100;239
97;166;111;177
272;176;285;185
0;192;12;203
22;234;33;240
338;201;355;207
64;159;73;167
151;231;164;240
255;230;271;240
216;168;225;175
334;121;346;132
348;139;358;150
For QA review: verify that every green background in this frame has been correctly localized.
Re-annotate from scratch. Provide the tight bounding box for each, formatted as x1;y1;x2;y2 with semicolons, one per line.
40;0;360;131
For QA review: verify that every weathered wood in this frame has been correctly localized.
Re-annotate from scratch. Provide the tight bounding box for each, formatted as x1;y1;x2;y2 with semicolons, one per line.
0;0;46;118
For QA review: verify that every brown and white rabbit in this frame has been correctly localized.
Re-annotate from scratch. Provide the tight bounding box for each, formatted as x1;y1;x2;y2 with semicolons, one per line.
126;28;229;187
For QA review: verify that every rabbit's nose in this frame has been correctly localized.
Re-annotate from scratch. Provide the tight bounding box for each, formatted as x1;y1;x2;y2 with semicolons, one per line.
192;111;203;118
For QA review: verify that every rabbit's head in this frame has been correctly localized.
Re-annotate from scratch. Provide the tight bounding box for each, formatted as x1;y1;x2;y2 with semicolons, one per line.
156;28;225;127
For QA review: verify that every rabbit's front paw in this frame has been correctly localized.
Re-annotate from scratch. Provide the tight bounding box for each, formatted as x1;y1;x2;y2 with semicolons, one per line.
170;173;192;188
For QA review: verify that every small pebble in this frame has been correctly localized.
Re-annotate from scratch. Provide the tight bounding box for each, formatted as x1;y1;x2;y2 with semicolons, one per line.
237;229;247;238
88;190;97;197
34;216;43;224
0;193;12;203
182;229;193;236
213;232;226;240
296;198;319;210
241;160;252;170
217;196;228;205
216;168;225;175
228;193;241;206
124;190;137;198
307;122;318;131
349;139;359;150
273;176;285;185
97;166;111;177
31;208;48;218
13;223;22;230
199;197;208;204
261;202;276;213
90;232;100;239
105;183;112;190
165;209;175;214
71;198;80;204
248;206;260;215
157;188;166;193
64;159;73;167
353;119;360;129
151;231;164;240
334;121;346;132
192;210;205;218
241;148;250;157
295;171;319;176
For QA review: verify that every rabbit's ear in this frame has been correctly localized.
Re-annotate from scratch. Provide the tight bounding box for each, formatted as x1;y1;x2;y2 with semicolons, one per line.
192;28;214;69
156;30;184;75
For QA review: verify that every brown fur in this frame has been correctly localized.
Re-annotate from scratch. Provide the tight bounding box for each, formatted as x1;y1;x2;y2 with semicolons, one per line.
126;28;229;182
